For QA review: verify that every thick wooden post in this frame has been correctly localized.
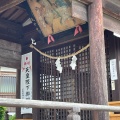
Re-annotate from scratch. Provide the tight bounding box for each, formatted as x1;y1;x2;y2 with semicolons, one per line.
67;107;81;120
16;69;22;119
32;50;40;120
88;0;109;120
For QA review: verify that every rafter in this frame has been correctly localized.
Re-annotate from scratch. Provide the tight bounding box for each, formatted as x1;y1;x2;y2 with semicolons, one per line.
0;0;25;13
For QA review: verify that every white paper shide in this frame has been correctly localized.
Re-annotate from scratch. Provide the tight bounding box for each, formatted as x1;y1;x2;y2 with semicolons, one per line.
70;55;77;70
110;59;118;80
20;52;32;114
55;58;63;73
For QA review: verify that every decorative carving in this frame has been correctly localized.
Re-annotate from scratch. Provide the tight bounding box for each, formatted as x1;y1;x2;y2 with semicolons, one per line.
27;0;85;36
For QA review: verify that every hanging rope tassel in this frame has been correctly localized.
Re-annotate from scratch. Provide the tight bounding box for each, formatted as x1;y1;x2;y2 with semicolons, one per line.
48;35;55;44
74;25;82;36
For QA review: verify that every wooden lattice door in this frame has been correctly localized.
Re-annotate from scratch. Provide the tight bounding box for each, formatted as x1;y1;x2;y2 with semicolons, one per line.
39;39;91;120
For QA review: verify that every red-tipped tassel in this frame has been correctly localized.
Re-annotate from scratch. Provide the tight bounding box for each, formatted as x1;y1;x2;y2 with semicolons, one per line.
74;25;82;36
48;35;55;44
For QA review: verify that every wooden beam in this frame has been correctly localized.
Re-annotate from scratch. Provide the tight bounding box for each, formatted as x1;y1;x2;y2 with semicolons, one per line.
0;0;25;13
72;1;120;34
103;0;120;20
103;14;120;35
88;0;109;120
16;69;22;119
32;51;40;120
22;31;89;53
73;0;120;21
0;19;23;43
72;1;88;21
0;39;21;68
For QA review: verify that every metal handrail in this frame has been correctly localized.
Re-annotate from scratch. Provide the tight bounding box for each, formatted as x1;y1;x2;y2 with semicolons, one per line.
0;98;120;112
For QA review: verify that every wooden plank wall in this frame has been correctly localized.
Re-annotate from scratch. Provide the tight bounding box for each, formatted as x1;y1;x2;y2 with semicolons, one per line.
0;39;21;68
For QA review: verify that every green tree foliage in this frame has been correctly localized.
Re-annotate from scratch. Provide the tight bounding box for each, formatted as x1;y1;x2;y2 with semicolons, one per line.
0;106;6;120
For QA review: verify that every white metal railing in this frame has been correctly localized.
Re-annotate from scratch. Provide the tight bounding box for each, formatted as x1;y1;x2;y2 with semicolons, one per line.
0;98;120;119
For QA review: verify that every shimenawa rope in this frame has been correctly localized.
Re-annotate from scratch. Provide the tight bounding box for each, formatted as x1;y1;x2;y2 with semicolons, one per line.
30;44;90;59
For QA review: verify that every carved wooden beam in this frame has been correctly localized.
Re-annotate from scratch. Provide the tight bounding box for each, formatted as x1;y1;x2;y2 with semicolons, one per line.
27;0;85;37
0;0;25;13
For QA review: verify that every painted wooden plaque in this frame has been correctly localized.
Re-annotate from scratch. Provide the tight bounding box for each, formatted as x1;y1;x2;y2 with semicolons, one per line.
27;0;85;37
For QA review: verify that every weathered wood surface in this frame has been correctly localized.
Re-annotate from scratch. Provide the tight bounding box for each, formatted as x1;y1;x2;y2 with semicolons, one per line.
103;0;120;20
0;0;25;13
31;51;40;120
72;1;120;35
0;57;20;69
27;0;85;37
88;0;109;120
0;39;21;52
0;39;21;60
72;1;87;21
103;14;120;35
0;39;21;68
109;101;120;120
0;18;23;43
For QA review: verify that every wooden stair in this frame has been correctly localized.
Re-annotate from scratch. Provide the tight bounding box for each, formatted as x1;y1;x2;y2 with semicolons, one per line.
109;101;120;120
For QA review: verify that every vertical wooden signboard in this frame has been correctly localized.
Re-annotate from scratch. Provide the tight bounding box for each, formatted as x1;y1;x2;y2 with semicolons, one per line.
20;52;32;114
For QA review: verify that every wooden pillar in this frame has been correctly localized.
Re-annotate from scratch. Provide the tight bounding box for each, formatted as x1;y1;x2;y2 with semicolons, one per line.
16;69;22;119
32;50;40;120
88;0;109;120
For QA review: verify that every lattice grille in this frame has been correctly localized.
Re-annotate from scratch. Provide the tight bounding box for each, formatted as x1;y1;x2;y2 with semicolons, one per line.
39;40;91;120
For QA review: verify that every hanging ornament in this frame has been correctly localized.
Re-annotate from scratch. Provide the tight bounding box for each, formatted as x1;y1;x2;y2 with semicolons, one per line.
55;58;63;73
31;38;36;45
70;55;77;70
48;35;55;44
74;25;82;36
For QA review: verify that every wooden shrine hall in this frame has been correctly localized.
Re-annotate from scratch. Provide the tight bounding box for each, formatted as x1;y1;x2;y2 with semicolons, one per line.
0;0;120;120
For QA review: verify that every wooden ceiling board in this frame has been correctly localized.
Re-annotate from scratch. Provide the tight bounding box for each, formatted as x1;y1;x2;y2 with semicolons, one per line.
0;7;17;19
27;0;85;37
16;12;29;23
8;9;20;20
0;6;29;24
